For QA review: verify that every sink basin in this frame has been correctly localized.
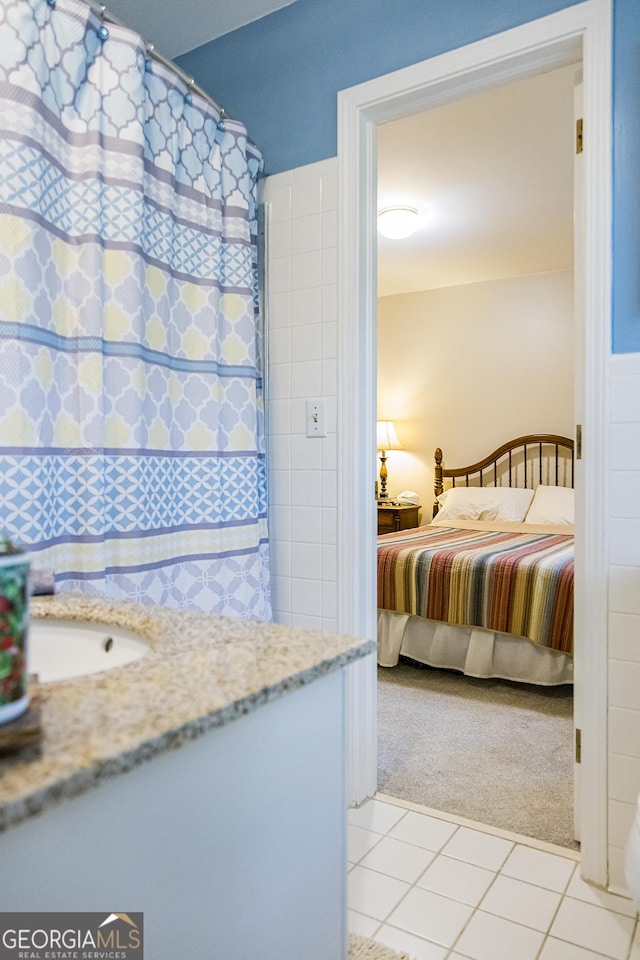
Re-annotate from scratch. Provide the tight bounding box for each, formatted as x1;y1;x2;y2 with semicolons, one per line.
29;619;149;683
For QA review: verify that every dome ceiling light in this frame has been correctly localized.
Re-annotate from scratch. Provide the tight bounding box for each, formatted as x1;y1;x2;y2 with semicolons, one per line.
377;205;420;240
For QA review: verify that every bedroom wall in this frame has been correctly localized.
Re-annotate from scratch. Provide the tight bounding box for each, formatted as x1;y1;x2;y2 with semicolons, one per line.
377;272;574;513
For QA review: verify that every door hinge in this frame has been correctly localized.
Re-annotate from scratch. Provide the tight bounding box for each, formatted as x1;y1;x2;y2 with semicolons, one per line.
576;424;582;460
576;118;583;154
575;728;582;764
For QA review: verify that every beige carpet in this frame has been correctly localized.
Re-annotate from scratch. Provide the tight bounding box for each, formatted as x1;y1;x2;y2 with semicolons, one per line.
377;660;576;849
348;933;411;959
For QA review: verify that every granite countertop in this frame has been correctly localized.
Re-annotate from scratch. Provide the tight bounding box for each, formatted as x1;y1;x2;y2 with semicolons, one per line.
0;594;374;832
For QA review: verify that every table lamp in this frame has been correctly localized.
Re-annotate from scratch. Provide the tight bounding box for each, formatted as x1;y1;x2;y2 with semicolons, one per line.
376;420;402;499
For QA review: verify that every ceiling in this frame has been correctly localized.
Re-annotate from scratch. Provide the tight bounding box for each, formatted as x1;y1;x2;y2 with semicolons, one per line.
105;0;298;59
377;64;577;298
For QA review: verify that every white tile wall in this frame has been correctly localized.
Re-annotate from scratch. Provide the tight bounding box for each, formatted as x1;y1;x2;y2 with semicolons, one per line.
262;158;339;631
263;154;640;896
608;352;640;892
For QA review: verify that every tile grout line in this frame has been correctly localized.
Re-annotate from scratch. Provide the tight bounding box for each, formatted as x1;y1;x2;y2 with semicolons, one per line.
349;807;415;935
351;806;472;952
375;792;581;861
361;815;518;955
531;859;580;960
544;887;638;960
367;815;463;941
444;840;517;959
348;823;388;869
350;800;637;959
351;808;514;952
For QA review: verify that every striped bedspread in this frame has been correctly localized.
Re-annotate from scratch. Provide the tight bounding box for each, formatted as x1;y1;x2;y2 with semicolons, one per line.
377;523;574;654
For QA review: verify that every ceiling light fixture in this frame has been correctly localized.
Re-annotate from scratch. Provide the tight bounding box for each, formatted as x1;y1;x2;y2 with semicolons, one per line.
377;205;419;240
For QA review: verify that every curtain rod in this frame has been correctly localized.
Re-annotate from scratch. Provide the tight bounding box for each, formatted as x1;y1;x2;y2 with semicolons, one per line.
83;0;229;120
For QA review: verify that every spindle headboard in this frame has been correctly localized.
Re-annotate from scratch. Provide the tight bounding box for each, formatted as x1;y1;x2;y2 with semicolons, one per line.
433;434;575;518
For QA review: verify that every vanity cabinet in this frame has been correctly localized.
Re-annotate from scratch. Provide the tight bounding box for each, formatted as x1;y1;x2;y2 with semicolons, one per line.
0;597;373;960
0;670;348;959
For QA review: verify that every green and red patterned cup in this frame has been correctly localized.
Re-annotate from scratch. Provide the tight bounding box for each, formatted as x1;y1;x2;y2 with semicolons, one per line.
0;539;31;725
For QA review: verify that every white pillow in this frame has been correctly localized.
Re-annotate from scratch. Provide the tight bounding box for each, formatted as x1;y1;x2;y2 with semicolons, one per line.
524;485;574;525
435;486;535;523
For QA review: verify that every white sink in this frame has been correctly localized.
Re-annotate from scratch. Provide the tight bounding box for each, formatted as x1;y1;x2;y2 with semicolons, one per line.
29;619;149;683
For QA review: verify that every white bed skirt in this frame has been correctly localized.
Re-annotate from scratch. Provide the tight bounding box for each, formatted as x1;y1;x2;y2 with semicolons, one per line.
378;609;573;686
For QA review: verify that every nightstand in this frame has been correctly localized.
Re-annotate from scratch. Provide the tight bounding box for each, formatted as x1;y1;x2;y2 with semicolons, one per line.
377;503;421;535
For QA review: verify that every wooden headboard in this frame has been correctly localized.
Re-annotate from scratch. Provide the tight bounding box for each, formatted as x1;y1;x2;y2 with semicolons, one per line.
433;434;575;518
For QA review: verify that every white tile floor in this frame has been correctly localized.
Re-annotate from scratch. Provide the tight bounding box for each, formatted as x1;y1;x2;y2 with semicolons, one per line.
348;795;639;960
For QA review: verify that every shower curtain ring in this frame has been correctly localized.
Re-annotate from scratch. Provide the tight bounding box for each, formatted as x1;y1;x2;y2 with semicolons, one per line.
97;4;109;41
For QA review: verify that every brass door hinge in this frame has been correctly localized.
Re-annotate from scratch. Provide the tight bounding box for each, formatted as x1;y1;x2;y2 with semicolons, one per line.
576;424;583;460
575;728;582;764
576;118;584;154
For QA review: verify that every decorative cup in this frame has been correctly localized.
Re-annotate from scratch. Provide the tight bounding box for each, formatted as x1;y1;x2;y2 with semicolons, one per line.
0;540;31;725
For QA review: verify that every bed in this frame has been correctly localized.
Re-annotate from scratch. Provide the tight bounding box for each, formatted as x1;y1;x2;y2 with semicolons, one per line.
377;434;575;685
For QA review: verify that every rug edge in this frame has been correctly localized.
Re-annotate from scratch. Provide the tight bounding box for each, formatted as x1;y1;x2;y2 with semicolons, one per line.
348;931;413;960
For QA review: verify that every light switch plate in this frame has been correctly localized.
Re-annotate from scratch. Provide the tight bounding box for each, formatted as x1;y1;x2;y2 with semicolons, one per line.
306;399;327;437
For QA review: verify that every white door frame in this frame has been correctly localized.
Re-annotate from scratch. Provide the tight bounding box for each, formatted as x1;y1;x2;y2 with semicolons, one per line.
336;0;611;885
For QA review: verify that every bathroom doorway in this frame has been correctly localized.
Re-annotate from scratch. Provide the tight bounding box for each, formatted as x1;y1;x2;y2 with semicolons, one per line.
375;64;578;848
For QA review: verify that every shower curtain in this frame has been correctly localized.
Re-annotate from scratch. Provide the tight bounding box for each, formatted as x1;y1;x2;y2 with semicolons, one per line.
0;0;271;619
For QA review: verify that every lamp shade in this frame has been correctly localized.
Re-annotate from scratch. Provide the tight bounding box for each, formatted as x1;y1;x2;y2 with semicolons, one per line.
377;206;419;240
377;420;402;451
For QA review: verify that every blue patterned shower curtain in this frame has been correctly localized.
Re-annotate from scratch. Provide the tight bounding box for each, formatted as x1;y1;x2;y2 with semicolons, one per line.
0;0;271;618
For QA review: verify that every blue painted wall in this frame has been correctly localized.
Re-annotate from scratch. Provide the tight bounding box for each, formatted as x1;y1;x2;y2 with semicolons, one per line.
177;0;640;352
